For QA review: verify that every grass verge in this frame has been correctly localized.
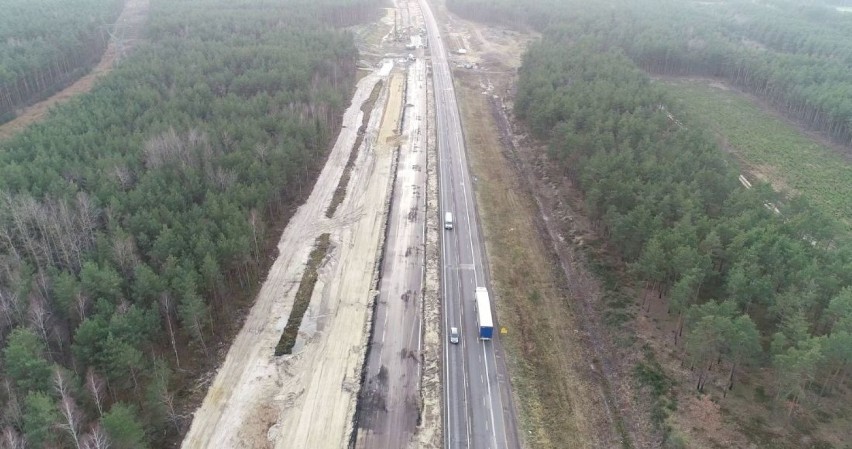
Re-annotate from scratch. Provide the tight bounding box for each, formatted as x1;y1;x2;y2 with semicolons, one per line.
326;80;383;218
275;233;331;355
455;71;605;447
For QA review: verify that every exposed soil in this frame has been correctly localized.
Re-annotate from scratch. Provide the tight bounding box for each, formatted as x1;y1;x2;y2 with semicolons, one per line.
415;51;443;448
351;0;443;445
327;81;384;218
274;233;331;355
182;1;451;445
0;0;150;142
180;63;402;449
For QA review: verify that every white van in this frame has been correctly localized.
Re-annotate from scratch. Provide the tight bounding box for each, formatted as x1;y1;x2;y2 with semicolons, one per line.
444;212;453;230
449;327;459;344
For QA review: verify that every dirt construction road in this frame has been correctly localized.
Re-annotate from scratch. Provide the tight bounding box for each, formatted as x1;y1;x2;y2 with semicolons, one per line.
181;61;404;448
355;54;430;448
0;0;149;141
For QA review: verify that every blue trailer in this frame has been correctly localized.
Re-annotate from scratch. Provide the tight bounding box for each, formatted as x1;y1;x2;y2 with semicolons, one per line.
475;287;493;340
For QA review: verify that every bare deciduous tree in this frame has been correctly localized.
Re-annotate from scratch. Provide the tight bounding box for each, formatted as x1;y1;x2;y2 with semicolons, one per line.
2;426;26;449
0;218;22;261
55;370;83;449
211;167;237;190
29;294;52;348
143;127;213;172
109;164;135;190
2;379;22;428
162;388;182;433
112;232;139;277
159;292;180;368
74;291;92;323
0;287;19;334
85;368;106;417
151;362;182;433
80;423;110;449
253;143;268;163
0;191;97;275
249;209;262;264
1;191;45;273
75;192;98;254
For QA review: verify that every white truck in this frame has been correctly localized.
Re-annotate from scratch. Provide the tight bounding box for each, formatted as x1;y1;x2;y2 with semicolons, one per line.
475;287;494;340
444;211;453;230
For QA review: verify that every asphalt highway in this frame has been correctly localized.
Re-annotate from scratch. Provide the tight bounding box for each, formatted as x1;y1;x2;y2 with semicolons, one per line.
418;0;520;447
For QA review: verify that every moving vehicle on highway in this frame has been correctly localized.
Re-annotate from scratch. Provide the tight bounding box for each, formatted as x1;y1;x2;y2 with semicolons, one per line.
475;287;494;340
450;326;460;344
444;211;454;230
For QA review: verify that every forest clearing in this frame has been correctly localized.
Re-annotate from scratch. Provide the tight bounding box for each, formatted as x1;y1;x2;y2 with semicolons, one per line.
667;80;852;230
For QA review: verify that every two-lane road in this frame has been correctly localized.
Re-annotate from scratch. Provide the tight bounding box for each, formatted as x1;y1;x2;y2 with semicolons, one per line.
418;0;520;447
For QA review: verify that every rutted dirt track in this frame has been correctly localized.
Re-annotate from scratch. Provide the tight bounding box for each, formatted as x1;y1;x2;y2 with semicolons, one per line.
0;0;149;141
181;63;403;449
354;56;430;448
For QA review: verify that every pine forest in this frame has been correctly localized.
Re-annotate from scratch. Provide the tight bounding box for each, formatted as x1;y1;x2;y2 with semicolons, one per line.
448;0;852;446
0;0;379;446
0;0;125;123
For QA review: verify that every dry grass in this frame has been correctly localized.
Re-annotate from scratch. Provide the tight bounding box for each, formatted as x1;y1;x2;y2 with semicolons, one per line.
443;3;626;445
456;71;611;448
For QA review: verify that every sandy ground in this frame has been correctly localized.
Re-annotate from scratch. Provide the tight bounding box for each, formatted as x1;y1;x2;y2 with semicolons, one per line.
354;55;424;447
0;0;149;141
180;61;404;448
416;55;443;449
432;0;536;76
352;0;442;446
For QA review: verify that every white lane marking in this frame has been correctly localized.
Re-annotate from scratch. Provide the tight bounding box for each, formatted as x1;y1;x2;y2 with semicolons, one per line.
437;59;453;448
457;271;473;447
436;49;470;447
437;34;502;446
421;0;507;447
444;39;506;448
483;343;499;449
456;55;505;449
381;309;388;344
439;120;453;448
